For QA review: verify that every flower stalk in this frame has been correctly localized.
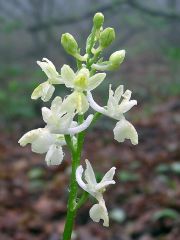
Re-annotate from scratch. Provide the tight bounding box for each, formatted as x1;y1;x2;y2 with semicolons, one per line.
63;115;85;240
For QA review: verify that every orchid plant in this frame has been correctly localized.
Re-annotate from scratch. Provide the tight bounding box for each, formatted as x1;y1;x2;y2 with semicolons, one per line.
18;13;138;240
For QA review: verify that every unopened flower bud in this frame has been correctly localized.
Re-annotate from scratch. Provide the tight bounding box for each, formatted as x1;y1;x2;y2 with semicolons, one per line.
109;50;126;69
99;28;115;48
92;50;125;71
61;33;78;56
93;12;104;29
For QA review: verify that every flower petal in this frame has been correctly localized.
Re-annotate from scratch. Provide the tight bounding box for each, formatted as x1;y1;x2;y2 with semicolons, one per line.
41;107;52;124
76;165;88;192
51;96;62;111
31;81;55;102
61;64;75;88
101;167;116;182
113;118;138;145
118;99;137;113
87;73;106;91
96;167;116;191
122;89;132;101
31;83;44;100
19;128;55;154
107;85;117;114
96;180;116;191
37;58;60;81
114;85;124;102
45;144;64;166
18;129;41;146
41;83;55;102
85;159;97;186
31;128;55;153
89;201;109;227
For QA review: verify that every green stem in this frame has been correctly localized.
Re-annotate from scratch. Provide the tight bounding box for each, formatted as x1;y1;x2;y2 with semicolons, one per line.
86;27;96;69
91;112;102;126
62;115;85;240
76;58;82;70
62;140;77;240
64;135;75;154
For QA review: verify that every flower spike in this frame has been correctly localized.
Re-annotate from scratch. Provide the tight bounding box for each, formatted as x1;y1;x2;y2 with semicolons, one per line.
18;12;140;234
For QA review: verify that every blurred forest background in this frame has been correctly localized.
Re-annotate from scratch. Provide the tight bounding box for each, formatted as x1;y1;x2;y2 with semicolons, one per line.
0;1;180;240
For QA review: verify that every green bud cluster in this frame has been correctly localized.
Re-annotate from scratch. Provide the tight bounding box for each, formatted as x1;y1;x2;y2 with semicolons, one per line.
60;12;125;72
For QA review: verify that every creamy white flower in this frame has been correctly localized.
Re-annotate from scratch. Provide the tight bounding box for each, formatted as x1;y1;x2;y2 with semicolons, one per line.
41;96;94;135
76;159;116;227
88;85;137;120
18;128;66;166
87;85;138;145
41;96;73;133
61;65;106;91
60;65;106;113
31;58;63;102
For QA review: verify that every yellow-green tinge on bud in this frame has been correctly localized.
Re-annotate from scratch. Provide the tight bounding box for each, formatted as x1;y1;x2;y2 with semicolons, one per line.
61;33;78;56
109;50;126;69
93;12;104;29
99;28;115;49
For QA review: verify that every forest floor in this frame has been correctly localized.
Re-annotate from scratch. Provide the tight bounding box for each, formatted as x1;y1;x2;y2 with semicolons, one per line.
0;97;180;240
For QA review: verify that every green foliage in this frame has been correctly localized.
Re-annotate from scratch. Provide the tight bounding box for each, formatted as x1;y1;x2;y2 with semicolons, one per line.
153;208;179;221
28;167;46;191
0;65;25;78
167;82;180;96
0;66;41;122
155;164;169;173
166;47;180;61
28;167;45;180
0;81;36;121
0;20;23;33
155;162;180;175
129;161;141;170
118;170;140;182
171;163;180;174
